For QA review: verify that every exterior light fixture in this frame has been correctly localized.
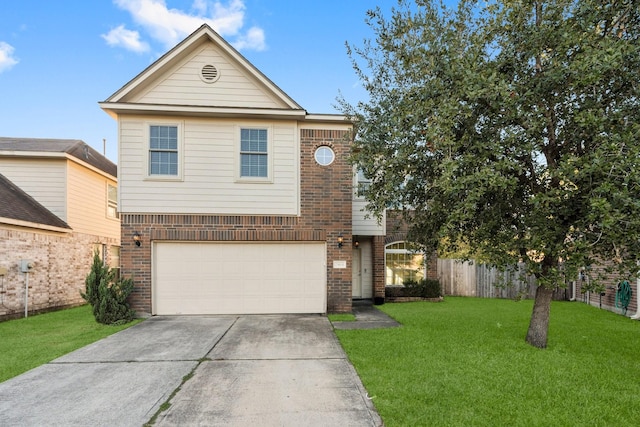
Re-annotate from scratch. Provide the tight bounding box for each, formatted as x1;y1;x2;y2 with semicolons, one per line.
354;240;359;249
133;231;141;247
337;233;344;248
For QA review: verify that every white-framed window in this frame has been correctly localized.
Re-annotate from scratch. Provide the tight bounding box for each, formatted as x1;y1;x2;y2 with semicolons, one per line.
314;146;335;166
107;184;118;219
385;241;425;286
110;246;121;280
148;124;180;178
93;243;107;264
238;127;272;181
356;168;371;197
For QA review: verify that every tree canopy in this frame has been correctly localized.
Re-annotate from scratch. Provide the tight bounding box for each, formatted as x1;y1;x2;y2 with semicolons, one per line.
341;0;640;348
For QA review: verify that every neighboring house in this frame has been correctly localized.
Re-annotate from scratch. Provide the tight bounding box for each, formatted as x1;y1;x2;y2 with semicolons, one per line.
100;24;436;316
0;138;120;320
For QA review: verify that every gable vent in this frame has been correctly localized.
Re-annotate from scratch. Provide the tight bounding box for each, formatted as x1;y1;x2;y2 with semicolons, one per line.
200;64;220;83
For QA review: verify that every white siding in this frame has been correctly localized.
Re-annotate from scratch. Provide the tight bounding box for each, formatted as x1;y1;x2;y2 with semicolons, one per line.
352;199;385;235
119;116;299;215
0;158;67;221
135;44;285;109
66;161;120;241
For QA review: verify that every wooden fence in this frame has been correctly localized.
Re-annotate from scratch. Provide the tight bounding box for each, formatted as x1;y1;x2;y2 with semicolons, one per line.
437;259;568;300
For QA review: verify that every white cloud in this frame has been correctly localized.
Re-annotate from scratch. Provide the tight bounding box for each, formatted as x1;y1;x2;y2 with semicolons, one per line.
232;26;265;51
191;0;208;15
0;41;18;73
102;25;150;53
112;0;265;51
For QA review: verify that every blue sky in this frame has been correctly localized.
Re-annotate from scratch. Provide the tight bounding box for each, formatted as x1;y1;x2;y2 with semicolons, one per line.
0;0;405;163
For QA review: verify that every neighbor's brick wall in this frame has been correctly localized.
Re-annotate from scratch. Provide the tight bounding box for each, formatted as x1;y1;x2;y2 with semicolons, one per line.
574;262;638;317
120;128;353;315
0;228;119;321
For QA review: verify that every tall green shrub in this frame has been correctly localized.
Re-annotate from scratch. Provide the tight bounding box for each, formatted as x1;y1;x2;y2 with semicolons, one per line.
81;251;135;325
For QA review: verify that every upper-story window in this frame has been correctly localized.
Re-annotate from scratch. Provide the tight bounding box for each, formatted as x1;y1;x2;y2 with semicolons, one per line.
149;125;178;176
240;128;268;178
356;168;371;197
107;184;118;219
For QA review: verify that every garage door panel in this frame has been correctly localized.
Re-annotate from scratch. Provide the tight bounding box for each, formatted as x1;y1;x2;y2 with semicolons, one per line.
154;242;326;315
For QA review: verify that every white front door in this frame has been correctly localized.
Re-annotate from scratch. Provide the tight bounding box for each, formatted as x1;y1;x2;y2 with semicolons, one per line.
352;248;362;298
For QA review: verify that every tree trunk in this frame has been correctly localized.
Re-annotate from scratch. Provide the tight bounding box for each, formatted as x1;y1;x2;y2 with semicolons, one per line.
526;285;554;349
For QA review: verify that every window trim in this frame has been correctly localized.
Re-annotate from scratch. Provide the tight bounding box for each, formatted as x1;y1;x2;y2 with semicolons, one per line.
235;125;273;183
355;168;371;198
384;241;426;286
144;122;184;181
106;183;119;220
314;146;335;166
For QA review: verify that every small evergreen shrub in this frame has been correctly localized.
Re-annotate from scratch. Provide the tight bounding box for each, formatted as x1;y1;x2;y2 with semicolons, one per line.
81;251;135;325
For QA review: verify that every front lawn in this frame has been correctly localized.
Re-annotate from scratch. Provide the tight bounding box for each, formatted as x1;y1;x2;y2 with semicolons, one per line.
0;305;141;383
334;297;640;426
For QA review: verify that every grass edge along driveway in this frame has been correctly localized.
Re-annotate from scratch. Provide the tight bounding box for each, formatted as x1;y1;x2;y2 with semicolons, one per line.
0;305;141;383
334;297;640;427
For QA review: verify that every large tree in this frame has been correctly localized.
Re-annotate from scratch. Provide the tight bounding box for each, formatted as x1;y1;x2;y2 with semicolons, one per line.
342;0;640;348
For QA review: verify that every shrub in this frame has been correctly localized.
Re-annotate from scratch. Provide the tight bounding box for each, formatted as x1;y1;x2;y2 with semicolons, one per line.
386;278;442;299
81;251;135;325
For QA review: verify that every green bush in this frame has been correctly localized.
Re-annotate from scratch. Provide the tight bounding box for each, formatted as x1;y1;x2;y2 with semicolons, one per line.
386;278;442;299
81;251;135;325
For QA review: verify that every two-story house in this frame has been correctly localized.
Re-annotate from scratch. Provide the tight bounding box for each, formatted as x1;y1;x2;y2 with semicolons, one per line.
100;24;435;316
0;138;120;319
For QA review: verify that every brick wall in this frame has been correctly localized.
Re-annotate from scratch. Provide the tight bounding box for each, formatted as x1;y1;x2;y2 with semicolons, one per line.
574;262;638;317
120;128;353;315
369;210;439;303
0;228;119;321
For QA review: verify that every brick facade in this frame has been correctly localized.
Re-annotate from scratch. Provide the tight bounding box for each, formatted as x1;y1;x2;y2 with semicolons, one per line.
120;128;353;315
0;228;119;321
369;211;438;304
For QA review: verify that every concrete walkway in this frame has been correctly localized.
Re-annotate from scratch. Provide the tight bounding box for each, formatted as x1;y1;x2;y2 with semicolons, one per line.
332;301;401;330
0;315;382;427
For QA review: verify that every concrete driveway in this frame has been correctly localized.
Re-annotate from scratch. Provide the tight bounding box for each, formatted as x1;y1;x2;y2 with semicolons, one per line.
0;315;382;427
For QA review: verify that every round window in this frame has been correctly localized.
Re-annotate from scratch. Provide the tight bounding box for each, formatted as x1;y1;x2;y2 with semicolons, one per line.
314;146;335;166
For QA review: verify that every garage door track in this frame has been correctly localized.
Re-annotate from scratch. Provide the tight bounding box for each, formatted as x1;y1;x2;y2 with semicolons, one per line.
0;315;382;427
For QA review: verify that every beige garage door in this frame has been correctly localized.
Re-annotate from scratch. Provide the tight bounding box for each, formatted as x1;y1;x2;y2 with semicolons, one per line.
153;242;326;315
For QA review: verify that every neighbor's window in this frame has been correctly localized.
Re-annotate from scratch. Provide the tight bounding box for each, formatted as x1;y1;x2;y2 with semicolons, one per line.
149;125;178;176
110;246;121;280
107;184;118;219
240;128;268;178
385;241;425;286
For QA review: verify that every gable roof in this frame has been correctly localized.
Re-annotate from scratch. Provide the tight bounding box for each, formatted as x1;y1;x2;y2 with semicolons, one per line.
100;24;307;120
0;173;71;231
0;137;117;178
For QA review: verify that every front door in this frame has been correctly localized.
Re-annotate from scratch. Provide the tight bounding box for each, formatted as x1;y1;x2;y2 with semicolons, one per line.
352;248;362;298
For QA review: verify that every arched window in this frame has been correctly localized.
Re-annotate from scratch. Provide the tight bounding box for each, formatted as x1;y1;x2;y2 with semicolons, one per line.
385;241;425;286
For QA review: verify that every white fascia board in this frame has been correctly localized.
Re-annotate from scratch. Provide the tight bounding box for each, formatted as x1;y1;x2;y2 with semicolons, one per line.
0;217;72;234
99;102;307;120
302;114;352;126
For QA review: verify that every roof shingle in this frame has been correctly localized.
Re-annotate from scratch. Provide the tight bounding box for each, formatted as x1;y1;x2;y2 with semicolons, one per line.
0;137;117;178
0;173;71;230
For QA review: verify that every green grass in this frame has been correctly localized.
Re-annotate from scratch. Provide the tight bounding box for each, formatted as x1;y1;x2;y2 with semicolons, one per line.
328;313;356;322
0;305;142;383
334;297;640;426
